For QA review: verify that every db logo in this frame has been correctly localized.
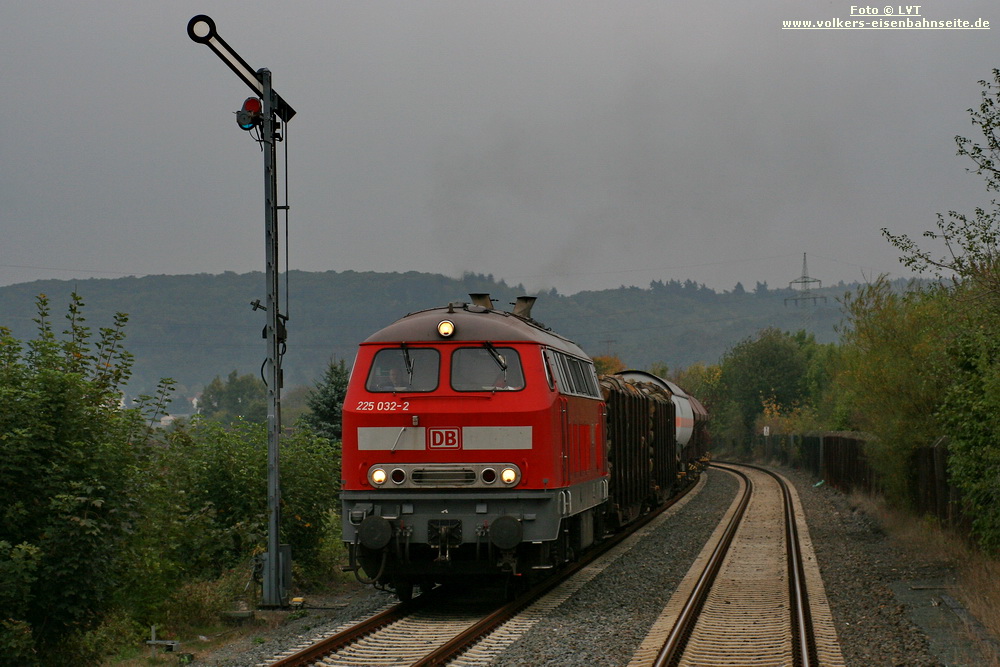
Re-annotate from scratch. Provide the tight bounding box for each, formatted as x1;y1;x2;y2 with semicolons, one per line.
428;427;461;449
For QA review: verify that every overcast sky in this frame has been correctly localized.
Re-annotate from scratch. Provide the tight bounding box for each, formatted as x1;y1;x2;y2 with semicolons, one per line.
2;1;997;296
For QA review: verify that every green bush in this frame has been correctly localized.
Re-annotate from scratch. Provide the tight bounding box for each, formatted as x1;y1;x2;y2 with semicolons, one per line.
74;608;146;663
1;294;344;662
837;279;952;504
298;509;353;589
0;618;37;666
940;307;1000;552
161;570;247;633
0;295;156;661
111;417;342;630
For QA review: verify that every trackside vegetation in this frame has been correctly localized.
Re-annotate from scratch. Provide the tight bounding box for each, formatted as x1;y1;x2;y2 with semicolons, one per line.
0;295;343;665
697;71;1000;556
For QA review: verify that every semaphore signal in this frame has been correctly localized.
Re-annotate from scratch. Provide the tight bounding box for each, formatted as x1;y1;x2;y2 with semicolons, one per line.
187;14;295;609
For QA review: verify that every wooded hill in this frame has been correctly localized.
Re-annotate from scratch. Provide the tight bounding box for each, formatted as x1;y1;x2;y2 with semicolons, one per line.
0;270;859;398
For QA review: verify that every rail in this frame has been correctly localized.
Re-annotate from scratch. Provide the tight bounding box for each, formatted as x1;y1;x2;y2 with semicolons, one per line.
640;463;842;667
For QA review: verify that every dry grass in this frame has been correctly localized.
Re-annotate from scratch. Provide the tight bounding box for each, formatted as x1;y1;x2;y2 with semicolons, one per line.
102;612;288;666
952;549;1000;667
102;579;364;666
849;490;1000;666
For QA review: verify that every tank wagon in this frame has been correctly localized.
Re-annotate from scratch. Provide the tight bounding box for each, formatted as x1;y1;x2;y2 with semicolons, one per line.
340;295;709;599
615;370;710;475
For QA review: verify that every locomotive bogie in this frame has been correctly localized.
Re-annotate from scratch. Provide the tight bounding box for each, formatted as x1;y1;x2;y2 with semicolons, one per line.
343;478;609;548
344;482;609;587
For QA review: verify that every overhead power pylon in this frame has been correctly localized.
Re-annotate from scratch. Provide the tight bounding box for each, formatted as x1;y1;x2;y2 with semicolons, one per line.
785;253;827;307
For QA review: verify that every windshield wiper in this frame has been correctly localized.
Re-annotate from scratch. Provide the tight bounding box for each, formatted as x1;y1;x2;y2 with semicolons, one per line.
483;341;507;371
483;341;508;387
400;344;414;384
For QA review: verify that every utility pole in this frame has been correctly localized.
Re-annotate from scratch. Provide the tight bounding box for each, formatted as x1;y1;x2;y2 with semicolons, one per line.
187;15;296;608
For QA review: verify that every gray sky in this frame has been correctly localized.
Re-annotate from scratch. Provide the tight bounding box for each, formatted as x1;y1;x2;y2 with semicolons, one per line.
2;1;997;295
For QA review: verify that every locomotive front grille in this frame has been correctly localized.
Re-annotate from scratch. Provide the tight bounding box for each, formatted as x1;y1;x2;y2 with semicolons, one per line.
412;467;477;485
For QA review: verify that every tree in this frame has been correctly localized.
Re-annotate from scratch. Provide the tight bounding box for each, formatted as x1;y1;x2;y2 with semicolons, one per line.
669;361;721;409
0;294;170;663
648;361;670;379
882;69;1000;295
937;298;1000;551
593;354;626;375
838;277;954;502
200;370;267;423
880;71;1000;544
303;358;350;441
279;384;313;424
715;328;809;446
797;337;849;431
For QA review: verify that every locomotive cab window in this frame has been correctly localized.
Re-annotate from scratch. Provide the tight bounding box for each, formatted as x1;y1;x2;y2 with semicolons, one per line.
366;347;440;392
548;350;601;399
451;346;524;391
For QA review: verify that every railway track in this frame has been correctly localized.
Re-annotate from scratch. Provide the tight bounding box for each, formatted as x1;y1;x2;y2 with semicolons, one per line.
262;476;708;667
630;462;845;667
263;465;844;666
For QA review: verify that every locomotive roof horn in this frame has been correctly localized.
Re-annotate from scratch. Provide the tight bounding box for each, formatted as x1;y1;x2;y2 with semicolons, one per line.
513;296;537;319
469;293;494;309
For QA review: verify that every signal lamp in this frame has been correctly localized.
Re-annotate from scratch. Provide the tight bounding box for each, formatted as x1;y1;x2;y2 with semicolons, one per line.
236;97;262;130
370;468;387;486
501;467;518;485
437;320;455;337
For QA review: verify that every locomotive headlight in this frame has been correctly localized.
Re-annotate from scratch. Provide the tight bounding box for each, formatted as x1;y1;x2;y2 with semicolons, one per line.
500;467;518;485
437;320;455;337
370;468;388;486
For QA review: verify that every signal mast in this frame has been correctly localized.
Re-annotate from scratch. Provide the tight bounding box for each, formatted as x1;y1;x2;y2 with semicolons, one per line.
187;14;295;608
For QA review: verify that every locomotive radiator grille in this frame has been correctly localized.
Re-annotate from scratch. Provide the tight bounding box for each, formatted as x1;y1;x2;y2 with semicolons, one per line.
412;468;477;485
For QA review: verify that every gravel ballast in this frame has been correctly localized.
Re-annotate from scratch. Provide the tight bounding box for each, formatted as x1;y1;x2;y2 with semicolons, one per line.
193;466;995;666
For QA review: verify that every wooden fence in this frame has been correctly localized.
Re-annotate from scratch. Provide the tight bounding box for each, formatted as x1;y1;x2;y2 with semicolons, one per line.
746;432;968;533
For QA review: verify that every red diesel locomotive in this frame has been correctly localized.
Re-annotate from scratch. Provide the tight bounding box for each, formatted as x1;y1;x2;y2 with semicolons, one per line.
341;294;709;599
